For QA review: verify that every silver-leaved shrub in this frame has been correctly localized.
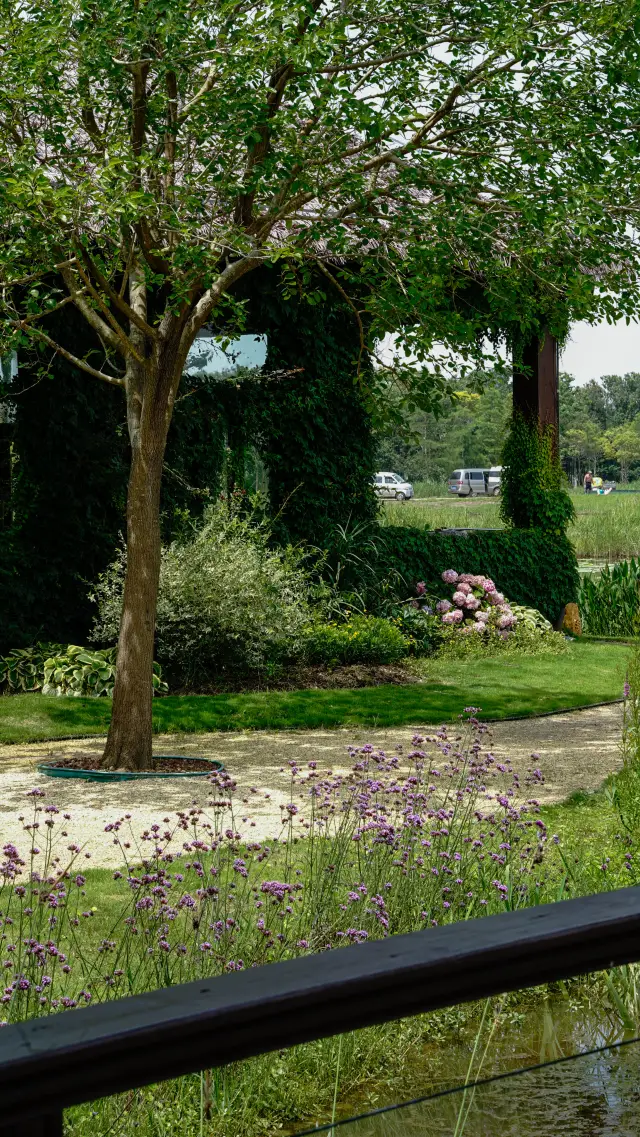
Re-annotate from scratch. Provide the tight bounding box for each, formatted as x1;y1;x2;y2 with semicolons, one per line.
91;505;314;686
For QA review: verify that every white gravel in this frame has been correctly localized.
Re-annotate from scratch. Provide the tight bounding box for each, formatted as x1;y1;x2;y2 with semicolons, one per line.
0;705;624;866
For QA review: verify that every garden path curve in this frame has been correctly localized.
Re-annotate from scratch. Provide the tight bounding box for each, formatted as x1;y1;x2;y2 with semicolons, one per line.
0;704;624;867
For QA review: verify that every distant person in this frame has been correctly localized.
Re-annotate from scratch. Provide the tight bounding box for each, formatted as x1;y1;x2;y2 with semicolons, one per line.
584;470;593;493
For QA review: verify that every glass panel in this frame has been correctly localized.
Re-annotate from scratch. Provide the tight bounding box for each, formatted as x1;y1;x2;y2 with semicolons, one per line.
292;1035;640;1137
451;471;462;479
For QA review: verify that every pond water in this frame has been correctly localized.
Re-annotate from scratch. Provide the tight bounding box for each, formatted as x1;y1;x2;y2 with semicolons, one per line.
298;997;640;1137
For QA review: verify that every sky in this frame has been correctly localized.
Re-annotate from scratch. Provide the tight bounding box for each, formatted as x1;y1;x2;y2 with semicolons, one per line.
561;320;640;385
186;322;640;388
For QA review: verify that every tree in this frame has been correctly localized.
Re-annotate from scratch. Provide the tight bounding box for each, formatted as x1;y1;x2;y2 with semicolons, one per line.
1;0;640;767
375;367;511;482
604;420;640;483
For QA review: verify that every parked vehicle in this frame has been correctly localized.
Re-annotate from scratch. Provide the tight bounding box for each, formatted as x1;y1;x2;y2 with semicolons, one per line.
374;471;414;500
447;467;502;496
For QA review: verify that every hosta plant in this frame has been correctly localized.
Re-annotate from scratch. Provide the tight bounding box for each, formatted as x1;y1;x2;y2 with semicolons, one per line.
0;644;60;693
43;646;167;699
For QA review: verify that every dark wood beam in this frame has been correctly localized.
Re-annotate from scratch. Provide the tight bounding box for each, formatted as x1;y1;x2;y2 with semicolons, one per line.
1;886;640;1134
512;330;559;439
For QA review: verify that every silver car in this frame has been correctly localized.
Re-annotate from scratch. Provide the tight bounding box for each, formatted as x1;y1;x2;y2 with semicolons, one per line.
448;467;502;496
374;471;414;500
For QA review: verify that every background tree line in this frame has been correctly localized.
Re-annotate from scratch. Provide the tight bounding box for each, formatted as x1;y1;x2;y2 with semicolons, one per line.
376;370;640;487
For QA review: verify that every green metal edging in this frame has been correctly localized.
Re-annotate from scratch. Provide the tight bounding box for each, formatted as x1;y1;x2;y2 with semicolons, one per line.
37;755;224;782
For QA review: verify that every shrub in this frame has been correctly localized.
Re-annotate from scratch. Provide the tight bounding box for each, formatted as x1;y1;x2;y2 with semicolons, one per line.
436;621;568;659
578;559;640;636
391;606;444;656
378;526;578;624
301;615;408;666
91;505;315;687
500;413;575;533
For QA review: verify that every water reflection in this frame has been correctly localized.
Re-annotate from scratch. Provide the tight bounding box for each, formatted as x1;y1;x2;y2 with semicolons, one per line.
303;1000;640;1137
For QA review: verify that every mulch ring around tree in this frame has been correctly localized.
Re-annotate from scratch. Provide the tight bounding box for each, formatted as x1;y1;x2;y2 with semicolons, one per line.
39;753;221;775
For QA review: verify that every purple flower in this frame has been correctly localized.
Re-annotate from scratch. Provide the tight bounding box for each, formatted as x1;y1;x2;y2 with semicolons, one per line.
442;569;459;584
482;579;496;592
436;599;452;613
452;591;467;608
624;681;631;699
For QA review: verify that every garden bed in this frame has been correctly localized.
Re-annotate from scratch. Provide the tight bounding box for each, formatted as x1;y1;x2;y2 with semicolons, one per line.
173;661;417;695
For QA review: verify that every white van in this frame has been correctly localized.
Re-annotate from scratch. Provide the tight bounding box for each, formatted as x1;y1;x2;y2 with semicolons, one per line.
373;472;414;500
448;467;502;496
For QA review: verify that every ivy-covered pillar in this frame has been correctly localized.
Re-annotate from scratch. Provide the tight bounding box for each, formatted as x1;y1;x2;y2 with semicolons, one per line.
512;330;559;442
246;269;378;545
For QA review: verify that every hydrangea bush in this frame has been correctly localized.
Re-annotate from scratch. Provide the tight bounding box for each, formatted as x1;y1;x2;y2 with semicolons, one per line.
437;569;517;637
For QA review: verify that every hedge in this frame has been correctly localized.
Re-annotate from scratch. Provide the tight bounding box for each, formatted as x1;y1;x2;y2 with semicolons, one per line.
379;526;579;624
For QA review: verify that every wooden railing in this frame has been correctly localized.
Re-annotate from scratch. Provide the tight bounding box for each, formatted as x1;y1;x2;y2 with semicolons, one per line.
2;886;640;1137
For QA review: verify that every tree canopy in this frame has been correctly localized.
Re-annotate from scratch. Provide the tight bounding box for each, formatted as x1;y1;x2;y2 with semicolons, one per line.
2;0;640;767
1;0;640;389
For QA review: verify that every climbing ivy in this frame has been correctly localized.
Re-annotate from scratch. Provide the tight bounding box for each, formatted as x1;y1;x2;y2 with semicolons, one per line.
0;269;378;647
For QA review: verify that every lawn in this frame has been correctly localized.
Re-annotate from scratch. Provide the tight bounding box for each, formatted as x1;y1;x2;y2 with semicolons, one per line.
382;488;640;560
0;640;628;744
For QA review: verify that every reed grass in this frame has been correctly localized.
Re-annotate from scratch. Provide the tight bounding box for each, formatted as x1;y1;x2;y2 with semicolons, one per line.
381;491;640;560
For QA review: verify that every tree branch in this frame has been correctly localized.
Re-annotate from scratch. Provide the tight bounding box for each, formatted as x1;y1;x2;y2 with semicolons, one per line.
19;322;126;388
76;243;158;341
59;266;125;357
315;260;367;379
72;257;146;364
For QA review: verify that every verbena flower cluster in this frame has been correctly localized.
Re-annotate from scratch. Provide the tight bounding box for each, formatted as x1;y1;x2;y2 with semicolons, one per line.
436;570;517;637
0;716;550;1027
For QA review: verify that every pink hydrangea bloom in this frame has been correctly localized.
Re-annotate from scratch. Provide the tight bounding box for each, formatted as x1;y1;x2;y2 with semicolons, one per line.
457;582;471;595
442;569;459;584
475;610;489;622
416;581;426;595
451;608;464;623
473;621;487;632
441;611;456;624
452;591;467;607
436;599;452;613
498;614;515;629
467;575;485;588
482;578;496;593
465;596;481;610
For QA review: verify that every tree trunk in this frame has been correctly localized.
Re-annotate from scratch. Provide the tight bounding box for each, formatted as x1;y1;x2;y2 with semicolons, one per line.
101;416;166;771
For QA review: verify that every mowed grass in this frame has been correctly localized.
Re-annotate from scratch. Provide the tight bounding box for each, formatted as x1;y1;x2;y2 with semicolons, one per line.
0;640;628;744
382;489;640;560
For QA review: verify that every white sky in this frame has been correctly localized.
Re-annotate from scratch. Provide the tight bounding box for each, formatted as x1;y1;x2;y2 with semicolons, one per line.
185;323;640;388
561;320;640;385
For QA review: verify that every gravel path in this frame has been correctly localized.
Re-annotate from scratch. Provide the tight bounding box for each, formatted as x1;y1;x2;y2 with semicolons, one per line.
0;704;624;866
